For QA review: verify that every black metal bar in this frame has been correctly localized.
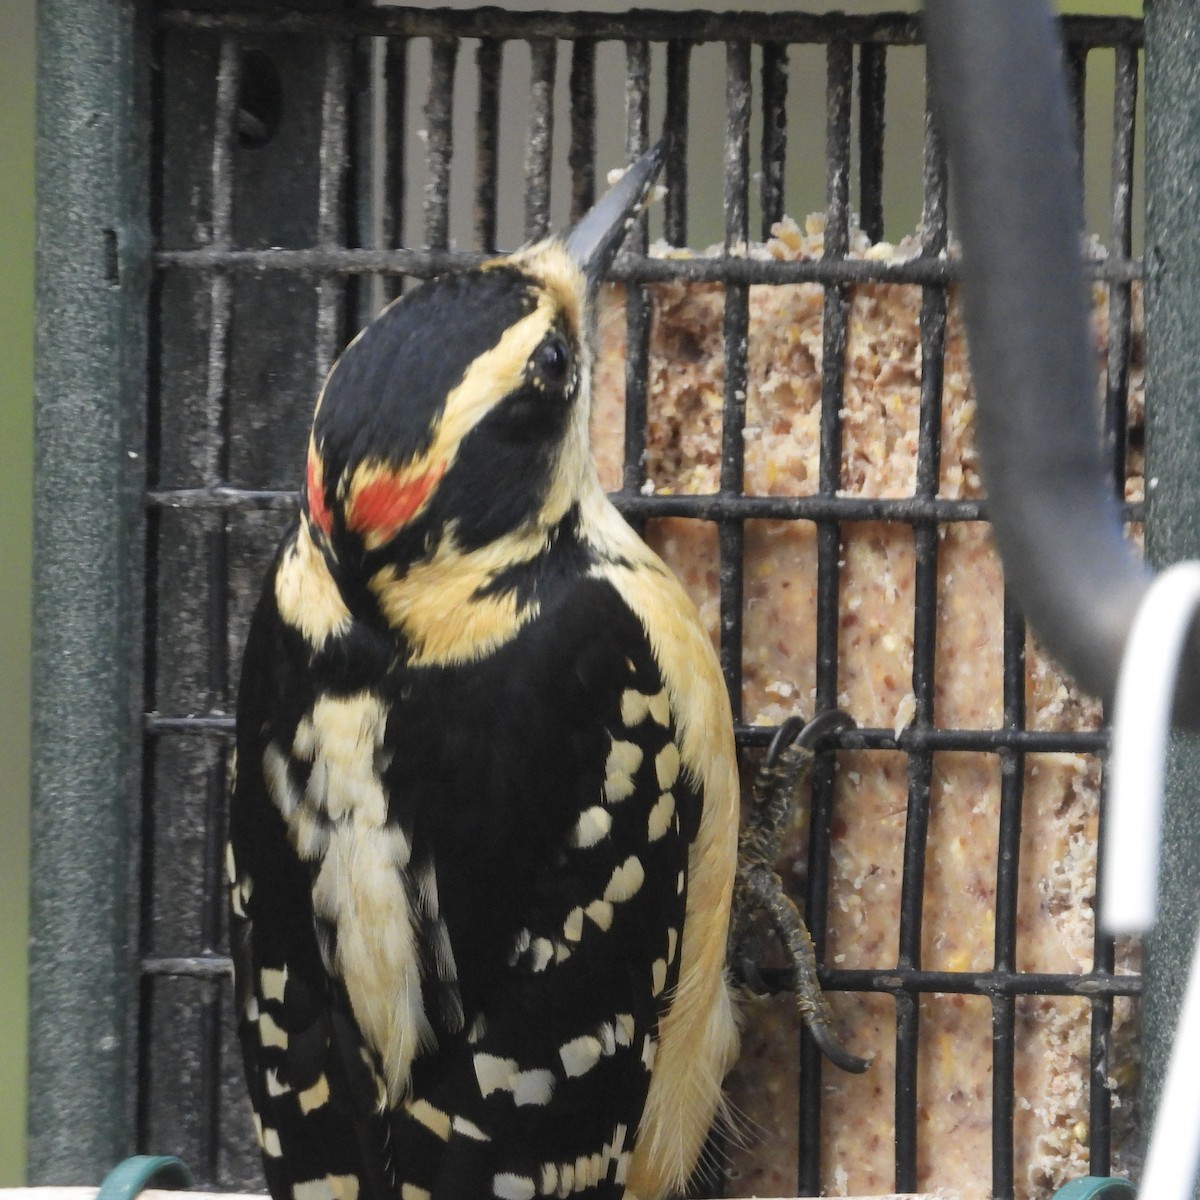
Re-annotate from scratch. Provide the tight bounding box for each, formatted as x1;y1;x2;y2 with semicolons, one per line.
140;951;1142;998
993;591;1028;1200
620;38;651;511
474;38;502;253
664;41;690;246
859;42;887;242
924;0;1151;711
760;42;788;238
800;38;855;1197
158;9;1143;49
423;38;456;251
625;39;650;168
315;36;350;382
719;40;750;716
568;39;596;225
621;286;651;500
524;37;556;242
382;36;408;301
153;243;1145;286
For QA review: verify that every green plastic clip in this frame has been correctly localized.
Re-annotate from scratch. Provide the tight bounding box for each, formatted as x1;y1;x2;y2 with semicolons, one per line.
1053;1176;1137;1200
96;1156;195;1200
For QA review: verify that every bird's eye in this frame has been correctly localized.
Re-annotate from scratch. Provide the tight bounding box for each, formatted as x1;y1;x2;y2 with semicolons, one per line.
532;336;571;387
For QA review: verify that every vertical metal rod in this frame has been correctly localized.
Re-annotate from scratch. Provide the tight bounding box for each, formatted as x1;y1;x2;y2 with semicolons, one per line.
349;34;376;329
664;41;690;247
195;37;241;1184
859;43;887;243
760;42;788;239
625;39;650;167
719;40;750;719
382;36;408;300
315;37;350;384
621;39;651;515
424;37;456;251
801;38;853;1198
568;38;596;226
992;591;1028;1200
474;38;502;253
524;37;556;242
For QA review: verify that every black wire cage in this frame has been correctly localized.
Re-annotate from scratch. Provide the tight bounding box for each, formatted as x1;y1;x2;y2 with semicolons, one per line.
31;3;1161;1199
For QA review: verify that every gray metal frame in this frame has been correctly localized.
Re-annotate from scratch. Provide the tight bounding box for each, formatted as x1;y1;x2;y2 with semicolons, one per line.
31;0;151;1182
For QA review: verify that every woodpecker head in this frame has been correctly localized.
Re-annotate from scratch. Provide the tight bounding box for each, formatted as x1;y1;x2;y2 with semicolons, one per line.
303;144;665;581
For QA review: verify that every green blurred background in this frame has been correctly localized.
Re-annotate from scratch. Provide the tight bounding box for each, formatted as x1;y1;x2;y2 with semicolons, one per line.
0;0;1140;1186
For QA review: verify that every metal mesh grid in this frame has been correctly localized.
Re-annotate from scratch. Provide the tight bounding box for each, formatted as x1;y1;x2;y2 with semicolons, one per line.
141;7;1144;1197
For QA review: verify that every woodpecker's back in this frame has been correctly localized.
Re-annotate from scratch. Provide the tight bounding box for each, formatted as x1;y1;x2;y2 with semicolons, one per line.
228;161;739;1200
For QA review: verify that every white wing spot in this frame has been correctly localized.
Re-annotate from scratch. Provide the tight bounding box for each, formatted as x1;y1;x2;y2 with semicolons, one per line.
292;1177;359;1200
558;1163;574;1195
559;1034;603;1077
512;1068;555;1106
655;741;680;790
553;940;572;965
576;1154;595;1189
260;966;288;1004
666;926;679;964
474;1052;517;1097
677;869;685;895
641;1033;657;1071
615;1014;635;1047
299;1074;331;1113
468;1013;488;1043
265;1068;289;1097
647;689;671;727
492;1174;535;1200
651;958;668;997
584;899;613;931
452;1115;490;1142
620;688;651;727
570;805;612;849
531;937;554;972
401;1187;431;1200
539;1164;559;1196
604;739;643;804
258;1011;288;1050
563;907;584;943
262;1127;283;1158
603;856;645;904
614;1151;631;1186
405;1098;451;1141
225;842;237;885
647;792;675;843
599;1021;617;1056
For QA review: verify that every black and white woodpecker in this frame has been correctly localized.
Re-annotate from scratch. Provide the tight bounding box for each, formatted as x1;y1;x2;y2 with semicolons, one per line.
227;144;741;1200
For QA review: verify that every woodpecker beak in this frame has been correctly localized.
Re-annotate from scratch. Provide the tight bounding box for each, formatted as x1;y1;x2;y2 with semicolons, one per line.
564;140;666;287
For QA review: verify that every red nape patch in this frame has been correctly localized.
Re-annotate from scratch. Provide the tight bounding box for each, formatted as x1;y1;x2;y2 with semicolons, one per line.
349;464;445;538
306;453;332;536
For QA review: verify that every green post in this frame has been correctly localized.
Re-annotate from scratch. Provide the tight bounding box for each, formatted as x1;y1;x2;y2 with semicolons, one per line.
1143;1;1200;1190
30;0;150;1181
